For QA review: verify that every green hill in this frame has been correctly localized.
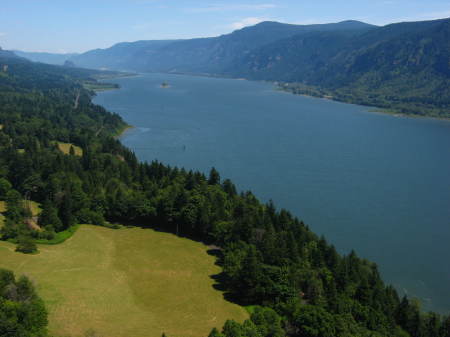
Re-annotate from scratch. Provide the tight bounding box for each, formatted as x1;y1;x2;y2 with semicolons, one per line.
236;18;450;117
12;50;78;65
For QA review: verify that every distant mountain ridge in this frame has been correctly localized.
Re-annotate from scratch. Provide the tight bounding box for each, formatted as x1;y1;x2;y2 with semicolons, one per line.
68;20;376;73
13;50;78;65
0;46;19;59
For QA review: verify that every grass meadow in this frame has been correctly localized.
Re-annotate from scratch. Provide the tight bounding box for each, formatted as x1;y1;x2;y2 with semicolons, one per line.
0;201;6;228
57;142;83;156
0;225;247;337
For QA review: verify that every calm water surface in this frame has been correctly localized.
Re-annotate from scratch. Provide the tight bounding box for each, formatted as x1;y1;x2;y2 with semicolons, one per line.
94;73;450;313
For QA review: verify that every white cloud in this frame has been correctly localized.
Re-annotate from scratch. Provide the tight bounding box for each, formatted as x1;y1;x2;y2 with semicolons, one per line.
0;33;6;37
188;4;276;13
230;17;269;30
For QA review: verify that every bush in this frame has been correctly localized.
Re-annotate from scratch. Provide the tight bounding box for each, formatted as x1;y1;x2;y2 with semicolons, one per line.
15;235;38;254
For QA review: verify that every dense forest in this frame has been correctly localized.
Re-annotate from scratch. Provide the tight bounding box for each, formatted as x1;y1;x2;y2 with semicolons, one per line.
0;54;449;336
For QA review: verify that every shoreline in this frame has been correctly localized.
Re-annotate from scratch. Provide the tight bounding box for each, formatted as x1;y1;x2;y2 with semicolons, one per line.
114;125;134;139
275;85;450;122
139;71;450;122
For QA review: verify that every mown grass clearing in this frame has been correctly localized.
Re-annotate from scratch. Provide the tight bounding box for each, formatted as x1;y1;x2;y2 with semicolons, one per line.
0;201;5;228
25;200;41;216
0;200;41;216
56;142;83;156
0;225;247;337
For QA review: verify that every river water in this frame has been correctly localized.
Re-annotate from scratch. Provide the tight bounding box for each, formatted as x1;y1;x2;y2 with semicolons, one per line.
94;72;450;313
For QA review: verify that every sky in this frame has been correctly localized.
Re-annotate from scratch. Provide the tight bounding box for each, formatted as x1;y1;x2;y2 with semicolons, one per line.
0;0;449;53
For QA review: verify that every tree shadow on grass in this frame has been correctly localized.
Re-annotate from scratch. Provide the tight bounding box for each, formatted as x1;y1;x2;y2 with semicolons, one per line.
206;248;247;306
108;218;246;306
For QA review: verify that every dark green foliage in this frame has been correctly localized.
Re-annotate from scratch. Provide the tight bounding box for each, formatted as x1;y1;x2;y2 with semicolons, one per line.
210;307;285;337
38;199;63;232
15;235;38;254
208;167;221;185
441;316;450;337
0;269;48;336
291;305;336;337
0;178;12;199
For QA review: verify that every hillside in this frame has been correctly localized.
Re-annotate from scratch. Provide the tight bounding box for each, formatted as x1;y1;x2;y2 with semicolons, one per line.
69;40;176;70
13;50;78;65
236;18;450;117
0;225;247;337
69;20;375;73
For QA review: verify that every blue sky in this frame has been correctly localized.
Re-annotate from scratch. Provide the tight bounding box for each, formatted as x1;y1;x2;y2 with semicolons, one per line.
1;0;449;53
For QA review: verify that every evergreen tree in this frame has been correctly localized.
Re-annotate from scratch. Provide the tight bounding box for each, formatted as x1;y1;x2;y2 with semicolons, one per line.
38;199;63;232
440;316;450;337
15;235;38;254
208;167;220;185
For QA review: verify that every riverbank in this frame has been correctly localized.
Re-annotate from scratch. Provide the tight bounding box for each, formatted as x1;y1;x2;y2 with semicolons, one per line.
276;82;450;121
114;124;134;139
135;71;450;120
87;72;142;92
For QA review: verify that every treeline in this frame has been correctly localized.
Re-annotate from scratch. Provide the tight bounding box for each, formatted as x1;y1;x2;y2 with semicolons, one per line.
0;55;449;336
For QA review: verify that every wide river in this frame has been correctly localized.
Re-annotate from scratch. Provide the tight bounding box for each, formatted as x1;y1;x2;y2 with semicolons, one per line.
94;73;450;313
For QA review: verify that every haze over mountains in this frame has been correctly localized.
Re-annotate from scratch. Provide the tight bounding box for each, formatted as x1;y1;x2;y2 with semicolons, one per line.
12;50;78;66
68;20;375;73
13;18;450;117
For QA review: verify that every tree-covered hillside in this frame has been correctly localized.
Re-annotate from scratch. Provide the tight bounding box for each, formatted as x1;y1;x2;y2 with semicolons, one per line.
68;20;375;74
12;50;78;66
239;18;450;117
0;54;449;337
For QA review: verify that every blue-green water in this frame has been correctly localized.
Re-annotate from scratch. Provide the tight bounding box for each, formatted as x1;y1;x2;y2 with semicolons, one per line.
94;73;450;313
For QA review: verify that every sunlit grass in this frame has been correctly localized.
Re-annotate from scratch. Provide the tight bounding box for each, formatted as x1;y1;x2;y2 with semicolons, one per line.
56;142;83;156
0;225;247;337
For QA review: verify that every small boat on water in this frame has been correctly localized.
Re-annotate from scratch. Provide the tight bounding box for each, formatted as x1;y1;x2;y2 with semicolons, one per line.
161;81;170;88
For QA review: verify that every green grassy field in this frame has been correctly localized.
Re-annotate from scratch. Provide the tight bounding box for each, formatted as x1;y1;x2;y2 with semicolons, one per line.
0;225;247;337
0;200;41;215
0;201;5;228
25;200;42;216
56;142;83;156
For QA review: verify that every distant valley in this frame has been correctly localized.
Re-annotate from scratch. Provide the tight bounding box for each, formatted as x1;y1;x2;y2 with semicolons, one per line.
15;18;450;118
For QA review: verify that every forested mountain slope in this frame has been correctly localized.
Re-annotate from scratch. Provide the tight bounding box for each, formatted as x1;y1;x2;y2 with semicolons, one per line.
237;18;450;117
12;50;78;65
69;40;176;70
68;20;375;73
0;52;449;337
